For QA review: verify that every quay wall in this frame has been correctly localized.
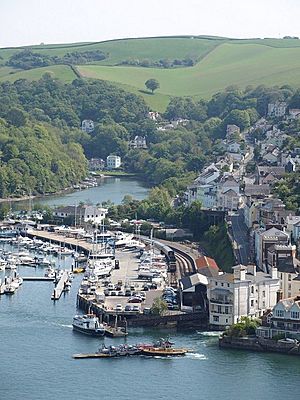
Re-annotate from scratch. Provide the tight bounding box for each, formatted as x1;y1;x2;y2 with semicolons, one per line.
219;336;300;355
77;294;208;329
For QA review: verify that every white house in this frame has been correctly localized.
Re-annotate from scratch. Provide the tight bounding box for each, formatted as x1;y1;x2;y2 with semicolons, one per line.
106;155;121;169
81;119;95;133
207;264;280;329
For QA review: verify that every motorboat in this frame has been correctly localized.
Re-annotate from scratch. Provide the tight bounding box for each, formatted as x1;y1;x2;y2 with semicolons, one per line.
72;314;105;336
140;339;187;356
110;232;134;248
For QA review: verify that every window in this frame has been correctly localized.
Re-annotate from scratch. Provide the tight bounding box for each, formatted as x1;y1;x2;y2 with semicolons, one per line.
288;274;292;281
215;281;218;286
221;283;224;287
288;284;291;290
217;306;222;313
291;311;300;319
276;309;284;317
227;283;230;288
225;307;229;314
251;300;254;307
213;316;219;322
251;286;254;294
225;319;228;324
263;291;265;297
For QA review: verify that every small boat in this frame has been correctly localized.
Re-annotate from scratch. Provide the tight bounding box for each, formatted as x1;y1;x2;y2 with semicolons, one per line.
104;324;128;338
4;284;16;294
140;339;187;356
72;314;105;337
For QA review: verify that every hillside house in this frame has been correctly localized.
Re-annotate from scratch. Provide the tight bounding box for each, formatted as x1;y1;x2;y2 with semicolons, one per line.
267;102;287;118
81;119;95;133
255;227;289;270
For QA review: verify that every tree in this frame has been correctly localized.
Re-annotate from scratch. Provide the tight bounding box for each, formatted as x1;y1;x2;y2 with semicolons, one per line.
145;78;160;94
150;297;168;315
6;108;27;127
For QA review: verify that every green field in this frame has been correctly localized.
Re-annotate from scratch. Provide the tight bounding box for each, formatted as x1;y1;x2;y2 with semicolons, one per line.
1;36;300;111
0;64;77;83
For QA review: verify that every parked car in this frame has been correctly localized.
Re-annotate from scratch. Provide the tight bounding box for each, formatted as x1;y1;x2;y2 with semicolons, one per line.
115;304;123;312
132;305;140;312
125;289;132;297
142;284;149;291
124;305;133;312
110;291;117;296
150;283;157;289
118;290;125;296
128;296;143;303
143;307;151;315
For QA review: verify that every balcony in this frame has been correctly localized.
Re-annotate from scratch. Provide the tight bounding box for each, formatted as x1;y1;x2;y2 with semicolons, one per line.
210;298;233;305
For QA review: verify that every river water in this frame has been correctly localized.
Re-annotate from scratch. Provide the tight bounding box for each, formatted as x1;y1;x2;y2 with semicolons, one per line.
1;251;300;400
7;176;150;210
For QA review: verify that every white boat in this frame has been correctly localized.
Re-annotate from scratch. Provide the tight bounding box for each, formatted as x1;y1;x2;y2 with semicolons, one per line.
111;232;134;247
125;240;146;250
72;314;105;336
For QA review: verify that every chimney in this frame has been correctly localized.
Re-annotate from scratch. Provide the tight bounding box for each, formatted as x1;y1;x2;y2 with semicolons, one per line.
240;268;246;281
271;267;278;279
247;264;256;276
277;290;283;303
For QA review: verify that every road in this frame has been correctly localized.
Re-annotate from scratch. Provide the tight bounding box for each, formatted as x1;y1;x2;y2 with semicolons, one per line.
229;208;251;265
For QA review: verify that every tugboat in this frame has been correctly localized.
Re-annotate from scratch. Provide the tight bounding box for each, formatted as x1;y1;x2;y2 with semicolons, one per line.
72;314;105;337
140;338;188;356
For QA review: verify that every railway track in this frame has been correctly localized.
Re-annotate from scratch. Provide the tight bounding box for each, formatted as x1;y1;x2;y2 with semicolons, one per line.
171;247;196;279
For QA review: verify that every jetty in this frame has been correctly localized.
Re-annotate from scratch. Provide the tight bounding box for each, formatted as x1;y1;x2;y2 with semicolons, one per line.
22;276;54;282
51;271;70;300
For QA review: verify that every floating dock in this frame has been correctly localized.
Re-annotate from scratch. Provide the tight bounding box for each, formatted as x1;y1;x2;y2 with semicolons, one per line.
51;271;70;300
22;277;54;282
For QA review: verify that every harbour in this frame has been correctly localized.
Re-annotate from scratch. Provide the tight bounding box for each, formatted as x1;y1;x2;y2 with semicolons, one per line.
0;179;299;400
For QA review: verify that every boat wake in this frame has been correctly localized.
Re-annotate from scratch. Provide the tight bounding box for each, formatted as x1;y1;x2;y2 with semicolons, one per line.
59;324;73;328
186;352;208;360
196;331;220;337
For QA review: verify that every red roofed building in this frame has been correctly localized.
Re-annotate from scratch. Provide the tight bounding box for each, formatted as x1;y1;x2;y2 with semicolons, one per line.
195;256;220;277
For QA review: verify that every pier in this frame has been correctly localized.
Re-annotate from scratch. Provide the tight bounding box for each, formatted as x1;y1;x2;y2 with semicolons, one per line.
52;271;70;300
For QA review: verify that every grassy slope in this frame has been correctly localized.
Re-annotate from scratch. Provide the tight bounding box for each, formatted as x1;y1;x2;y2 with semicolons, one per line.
0;64;77;83
77;42;300;110
1;37;300;111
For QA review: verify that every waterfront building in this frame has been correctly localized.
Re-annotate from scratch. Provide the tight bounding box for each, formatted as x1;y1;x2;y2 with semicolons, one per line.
106;155;121;169
257;296;300;339
179;256;220;312
207;264;280;330
88;158;105;171
53;205;108;225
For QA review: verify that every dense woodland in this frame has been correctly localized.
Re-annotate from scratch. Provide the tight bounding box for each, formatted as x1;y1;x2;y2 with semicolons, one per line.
1;75;300;201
